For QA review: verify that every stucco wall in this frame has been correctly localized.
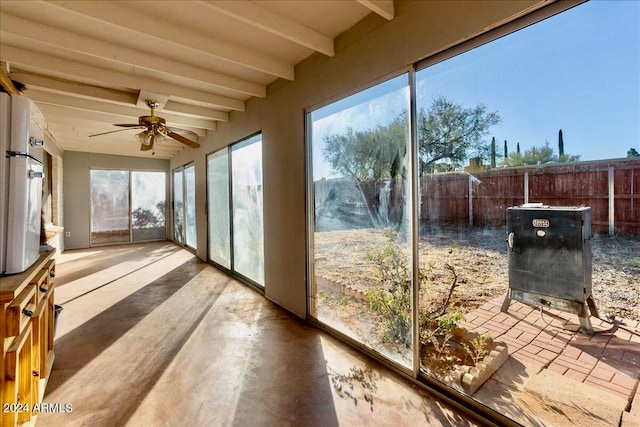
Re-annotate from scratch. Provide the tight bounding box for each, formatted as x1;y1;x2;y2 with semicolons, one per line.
63;151;169;249
169;0;545;318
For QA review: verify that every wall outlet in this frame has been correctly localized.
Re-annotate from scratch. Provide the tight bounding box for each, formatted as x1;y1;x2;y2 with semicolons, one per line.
65;231;71;237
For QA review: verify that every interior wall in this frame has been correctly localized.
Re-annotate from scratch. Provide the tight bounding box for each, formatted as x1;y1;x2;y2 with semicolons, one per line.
43;135;64;254
63;151;169;249
170;0;544;318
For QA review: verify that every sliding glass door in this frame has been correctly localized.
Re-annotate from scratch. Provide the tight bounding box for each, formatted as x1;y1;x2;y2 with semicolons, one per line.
206;134;264;287
90;169;166;246
207;149;231;268
173;164;197;250
307;2;639;425
231;135;264;285
184;164;197;249
90;170;130;246
173;168;184;244
131;171;166;242
307;74;413;368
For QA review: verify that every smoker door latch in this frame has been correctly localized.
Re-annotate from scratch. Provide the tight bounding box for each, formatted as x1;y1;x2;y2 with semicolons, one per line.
507;232;515;249
29;136;44;147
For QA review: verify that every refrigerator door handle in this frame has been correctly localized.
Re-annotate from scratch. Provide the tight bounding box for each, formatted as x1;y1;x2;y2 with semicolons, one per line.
28;169;44;179
29;136;44;147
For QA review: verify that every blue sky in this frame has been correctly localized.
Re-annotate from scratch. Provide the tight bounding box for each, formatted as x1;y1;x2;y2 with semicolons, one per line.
417;0;640;161
311;1;639;180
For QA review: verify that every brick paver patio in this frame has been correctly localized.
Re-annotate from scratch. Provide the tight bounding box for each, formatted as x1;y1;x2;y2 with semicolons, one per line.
461;297;640;425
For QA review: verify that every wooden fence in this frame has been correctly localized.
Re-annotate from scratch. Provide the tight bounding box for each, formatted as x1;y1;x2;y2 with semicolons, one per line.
420;158;640;234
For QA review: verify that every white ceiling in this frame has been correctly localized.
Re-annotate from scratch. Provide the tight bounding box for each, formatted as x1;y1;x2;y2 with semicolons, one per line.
0;0;394;159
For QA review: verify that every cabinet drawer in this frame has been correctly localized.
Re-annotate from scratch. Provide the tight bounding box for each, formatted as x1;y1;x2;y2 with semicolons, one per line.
5;285;36;337
30;268;49;303
42;259;55;278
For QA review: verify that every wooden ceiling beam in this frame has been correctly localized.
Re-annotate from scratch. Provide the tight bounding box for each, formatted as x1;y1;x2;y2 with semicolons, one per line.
1;45;245;112
48;1;294;80
199;0;334;56
1;13;266;98
37;104;216;134
27;89;221;128
357;0;395;20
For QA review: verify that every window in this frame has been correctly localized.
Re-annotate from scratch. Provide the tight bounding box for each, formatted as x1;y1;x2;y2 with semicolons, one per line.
307;2;639;424
207;149;231;269
184;164;197;248
173;164;196;250
231;135;265;285
308;74;413;368
90;170;166;246
132;171;166;242
90;170;130;245
206;134;265;287
173;168;184;244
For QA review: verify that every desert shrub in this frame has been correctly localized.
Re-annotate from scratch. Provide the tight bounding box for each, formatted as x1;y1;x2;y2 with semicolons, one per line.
365;228;412;346
463;334;491;366
420;312;464;357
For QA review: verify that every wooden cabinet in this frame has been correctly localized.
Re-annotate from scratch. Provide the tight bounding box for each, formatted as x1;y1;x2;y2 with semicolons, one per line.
1;251;56;426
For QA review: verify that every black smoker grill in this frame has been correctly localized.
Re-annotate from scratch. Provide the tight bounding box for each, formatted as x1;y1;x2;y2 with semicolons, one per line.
501;204;599;335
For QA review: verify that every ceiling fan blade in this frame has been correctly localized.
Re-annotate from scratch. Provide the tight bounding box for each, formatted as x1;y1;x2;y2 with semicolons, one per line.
166;125;197;135
114;123;145;127
166;130;200;149
89;127;145;137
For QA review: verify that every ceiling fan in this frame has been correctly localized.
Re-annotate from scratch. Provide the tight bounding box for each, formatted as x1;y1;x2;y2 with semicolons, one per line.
89;100;200;151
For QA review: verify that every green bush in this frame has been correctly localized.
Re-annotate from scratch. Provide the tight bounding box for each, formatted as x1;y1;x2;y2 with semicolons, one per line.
365;229;411;346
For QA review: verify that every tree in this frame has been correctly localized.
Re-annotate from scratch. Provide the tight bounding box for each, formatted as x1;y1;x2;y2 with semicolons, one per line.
502;141;580;166
322;96;500;227
522;142;556;164
156;201;166;226
322;115;407;227
417;96;501;174
132;207;159;228
558;129;565;158
490;137;496;168
628;148;640;158
503;140;508;159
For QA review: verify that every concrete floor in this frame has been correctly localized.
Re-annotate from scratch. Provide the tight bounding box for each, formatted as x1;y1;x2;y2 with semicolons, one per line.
39;242;478;426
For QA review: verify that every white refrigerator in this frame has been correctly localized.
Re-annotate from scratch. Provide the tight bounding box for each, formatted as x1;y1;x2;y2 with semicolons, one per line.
0;93;45;275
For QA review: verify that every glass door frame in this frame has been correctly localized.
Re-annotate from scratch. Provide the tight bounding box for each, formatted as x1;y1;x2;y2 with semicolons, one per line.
90;168;167;247
304;68;416;376
305;2;578;424
205;132;265;291
205;147;233;274
172;162;196;251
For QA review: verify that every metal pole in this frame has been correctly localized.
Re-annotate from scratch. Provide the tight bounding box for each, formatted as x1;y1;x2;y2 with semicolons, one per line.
608;166;615;236
524;171;529;204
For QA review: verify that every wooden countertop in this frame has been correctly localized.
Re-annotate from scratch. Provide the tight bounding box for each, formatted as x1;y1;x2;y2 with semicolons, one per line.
0;250;55;303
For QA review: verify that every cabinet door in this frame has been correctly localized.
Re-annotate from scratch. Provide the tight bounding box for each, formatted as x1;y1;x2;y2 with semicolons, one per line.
3;323;34;426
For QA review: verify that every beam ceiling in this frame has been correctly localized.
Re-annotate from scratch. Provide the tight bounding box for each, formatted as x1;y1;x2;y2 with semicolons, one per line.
0;0;378;159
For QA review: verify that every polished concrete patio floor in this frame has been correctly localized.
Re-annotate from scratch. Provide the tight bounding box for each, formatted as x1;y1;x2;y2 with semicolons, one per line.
40;242;479;427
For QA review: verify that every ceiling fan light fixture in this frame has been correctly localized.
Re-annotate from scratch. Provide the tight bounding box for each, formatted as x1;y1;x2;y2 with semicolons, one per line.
136;130;152;145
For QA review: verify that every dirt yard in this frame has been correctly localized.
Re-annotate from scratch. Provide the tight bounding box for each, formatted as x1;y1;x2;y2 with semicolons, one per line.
314;227;640;321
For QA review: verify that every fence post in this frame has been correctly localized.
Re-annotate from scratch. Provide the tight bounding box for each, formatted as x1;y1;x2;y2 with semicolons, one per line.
608;166;615;236
524;171;529;204
469;174;473;226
